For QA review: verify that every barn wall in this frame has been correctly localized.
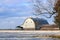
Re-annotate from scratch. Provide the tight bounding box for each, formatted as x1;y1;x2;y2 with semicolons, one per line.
21;18;35;29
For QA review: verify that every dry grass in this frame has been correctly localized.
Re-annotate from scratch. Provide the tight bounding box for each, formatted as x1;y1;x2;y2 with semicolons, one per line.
49;35;60;38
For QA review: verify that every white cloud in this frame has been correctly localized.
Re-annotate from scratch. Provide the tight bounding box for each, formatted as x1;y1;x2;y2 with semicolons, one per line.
0;8;4;13
10;8;17;12
0;0;32;13
0;16;28;29
3;0;20;4
0;0;31;5
0;0;33;29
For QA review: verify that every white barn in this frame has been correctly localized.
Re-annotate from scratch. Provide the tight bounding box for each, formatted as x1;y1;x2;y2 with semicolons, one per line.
21;17;49;30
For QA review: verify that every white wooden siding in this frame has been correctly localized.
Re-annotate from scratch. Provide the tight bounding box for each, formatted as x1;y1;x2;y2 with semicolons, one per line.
22;18;35;29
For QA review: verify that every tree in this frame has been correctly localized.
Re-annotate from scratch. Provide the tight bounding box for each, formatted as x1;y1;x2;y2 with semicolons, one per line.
32;0;56;18
54;0;60;29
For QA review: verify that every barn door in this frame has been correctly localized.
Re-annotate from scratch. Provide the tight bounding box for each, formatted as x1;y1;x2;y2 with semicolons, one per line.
35;26;41;30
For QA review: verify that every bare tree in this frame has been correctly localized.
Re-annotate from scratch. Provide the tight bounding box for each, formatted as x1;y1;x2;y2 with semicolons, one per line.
32;0;57;18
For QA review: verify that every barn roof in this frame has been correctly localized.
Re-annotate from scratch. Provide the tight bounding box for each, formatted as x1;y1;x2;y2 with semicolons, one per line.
31;18;49;26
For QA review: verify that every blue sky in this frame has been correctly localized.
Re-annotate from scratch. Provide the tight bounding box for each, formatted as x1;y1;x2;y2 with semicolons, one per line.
0;0;55;29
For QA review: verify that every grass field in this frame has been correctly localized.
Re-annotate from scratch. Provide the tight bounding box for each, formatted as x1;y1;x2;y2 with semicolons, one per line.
0;30;60;40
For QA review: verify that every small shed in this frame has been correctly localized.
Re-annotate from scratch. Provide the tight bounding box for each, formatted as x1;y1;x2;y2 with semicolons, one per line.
41;24;59;30
21;17;49;30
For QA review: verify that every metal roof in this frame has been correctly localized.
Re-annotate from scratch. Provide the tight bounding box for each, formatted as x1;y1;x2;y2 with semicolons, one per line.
31;18;49;26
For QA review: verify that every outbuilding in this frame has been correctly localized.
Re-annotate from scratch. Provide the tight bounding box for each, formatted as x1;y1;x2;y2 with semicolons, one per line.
21;17;49;30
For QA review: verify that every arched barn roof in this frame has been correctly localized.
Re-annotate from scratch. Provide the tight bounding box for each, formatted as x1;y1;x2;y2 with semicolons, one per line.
31;18;49;25
20;17;49;30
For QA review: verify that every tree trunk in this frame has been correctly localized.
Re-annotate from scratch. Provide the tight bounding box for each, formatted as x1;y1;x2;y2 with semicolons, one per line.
58;23;60;30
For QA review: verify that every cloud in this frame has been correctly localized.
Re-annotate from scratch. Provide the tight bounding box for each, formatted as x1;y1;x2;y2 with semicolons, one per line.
0;0;33;18
0;0;55;29
0;0;32;29
0;16;28;29
0;8;4;13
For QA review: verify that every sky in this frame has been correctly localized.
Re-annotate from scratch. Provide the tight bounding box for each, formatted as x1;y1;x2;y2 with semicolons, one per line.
0;0;55;29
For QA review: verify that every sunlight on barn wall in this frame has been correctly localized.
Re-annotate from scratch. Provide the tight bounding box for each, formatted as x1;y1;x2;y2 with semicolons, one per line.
21;18;35;29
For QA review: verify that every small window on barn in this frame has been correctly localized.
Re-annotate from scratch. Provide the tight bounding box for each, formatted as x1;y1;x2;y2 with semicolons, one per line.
31;21;32;23
26;22;27;23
